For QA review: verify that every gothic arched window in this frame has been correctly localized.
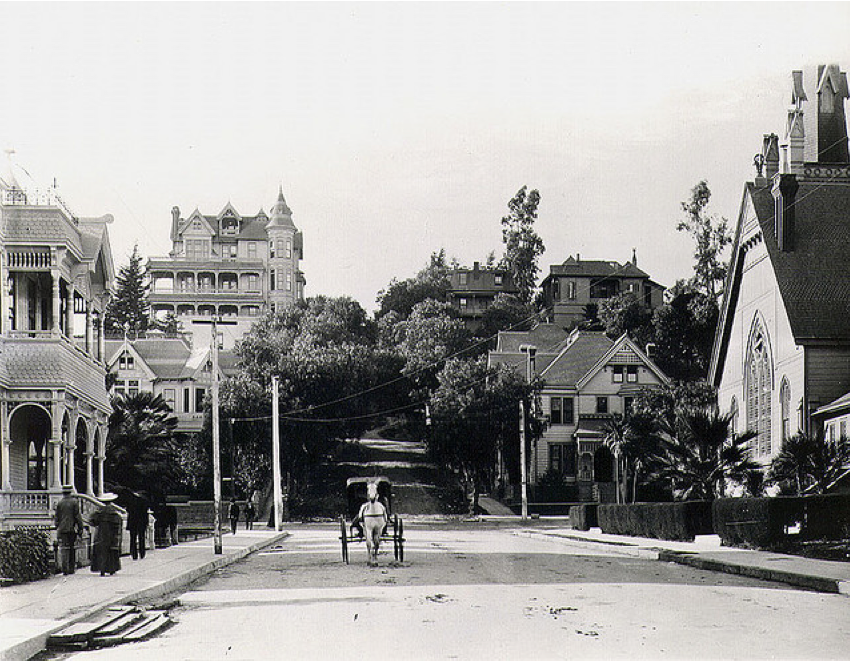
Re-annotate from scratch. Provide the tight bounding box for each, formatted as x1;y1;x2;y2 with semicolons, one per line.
746;320;773;458
780;378;791;445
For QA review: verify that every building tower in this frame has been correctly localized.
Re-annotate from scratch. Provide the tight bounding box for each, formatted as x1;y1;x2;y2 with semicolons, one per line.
265;187;304;311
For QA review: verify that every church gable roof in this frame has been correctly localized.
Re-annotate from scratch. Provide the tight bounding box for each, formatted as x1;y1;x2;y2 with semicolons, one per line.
751;181;850;341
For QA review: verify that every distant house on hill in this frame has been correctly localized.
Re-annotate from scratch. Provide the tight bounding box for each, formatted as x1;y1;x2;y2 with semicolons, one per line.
105;336;238;434
489;324;668;503
710;63;850;467
540;253;664;329
445;262;519;331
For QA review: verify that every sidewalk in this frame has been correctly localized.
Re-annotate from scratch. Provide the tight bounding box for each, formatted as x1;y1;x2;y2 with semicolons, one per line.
0;528;288;661
518;526;850;596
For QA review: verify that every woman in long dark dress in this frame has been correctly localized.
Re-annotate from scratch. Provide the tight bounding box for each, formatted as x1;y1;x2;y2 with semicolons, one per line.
89;493;122;576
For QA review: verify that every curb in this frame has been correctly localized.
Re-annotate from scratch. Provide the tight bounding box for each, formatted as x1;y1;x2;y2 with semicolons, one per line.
657;549;844;594
520;529;848;595
1;532;289;661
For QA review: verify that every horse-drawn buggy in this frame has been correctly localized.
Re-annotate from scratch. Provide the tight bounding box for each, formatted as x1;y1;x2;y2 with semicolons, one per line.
339;476;404;564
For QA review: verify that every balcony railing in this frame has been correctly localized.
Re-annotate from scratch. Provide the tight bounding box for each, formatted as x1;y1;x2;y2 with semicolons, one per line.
1;187;77;222
6;250;52;269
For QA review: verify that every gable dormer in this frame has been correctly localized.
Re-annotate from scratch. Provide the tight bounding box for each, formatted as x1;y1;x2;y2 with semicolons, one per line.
179;209;216;238
217;202;242;237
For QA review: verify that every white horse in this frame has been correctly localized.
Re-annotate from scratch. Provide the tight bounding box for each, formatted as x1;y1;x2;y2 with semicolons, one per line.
355;482;388;566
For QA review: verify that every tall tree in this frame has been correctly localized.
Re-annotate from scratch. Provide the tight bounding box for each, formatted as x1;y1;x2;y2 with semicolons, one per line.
376;250;452;319
598;292;654;347
428;356;533;514
105;245;150;336
500;186;545;304
677;181;732;301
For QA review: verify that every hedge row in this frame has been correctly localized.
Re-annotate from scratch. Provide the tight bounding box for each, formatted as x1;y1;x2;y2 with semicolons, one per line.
581;494;850;548
0;528;53;584
597;502;714;542
569;504;598;531
713;493;850;548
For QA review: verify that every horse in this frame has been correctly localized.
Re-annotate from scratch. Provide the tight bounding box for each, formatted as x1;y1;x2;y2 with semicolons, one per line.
354;481;388;566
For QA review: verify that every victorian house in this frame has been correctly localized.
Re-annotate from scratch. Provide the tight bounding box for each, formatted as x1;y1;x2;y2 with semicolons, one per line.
0;159;115;528
540;253;664;329
105;336;238;434
489;324;668;502
710;64;850;466
446;262;519;331
147;189;305;349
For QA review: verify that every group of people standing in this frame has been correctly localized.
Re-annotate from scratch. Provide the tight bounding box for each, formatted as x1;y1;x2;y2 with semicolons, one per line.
53;487;178;577
54;486;122;576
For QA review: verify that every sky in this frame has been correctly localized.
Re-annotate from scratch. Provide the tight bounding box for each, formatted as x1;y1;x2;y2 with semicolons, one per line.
2;2;849;313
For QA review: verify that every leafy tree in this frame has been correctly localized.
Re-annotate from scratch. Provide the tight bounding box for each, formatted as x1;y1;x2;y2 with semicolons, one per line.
598;292;653;347
106;392;179;497
677;181;732;301
650;407;759;500
476;293;536;340
105;245;151;336
768;432;850;495
500;186;545;304
221;297;408;511
650;282;719;381
376;250;452;319
428;356;535;513
395;299;472;388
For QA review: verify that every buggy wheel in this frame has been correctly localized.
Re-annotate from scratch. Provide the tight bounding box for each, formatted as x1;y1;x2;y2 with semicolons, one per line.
397;517;404;563
392;515;399;560
340;516;349;564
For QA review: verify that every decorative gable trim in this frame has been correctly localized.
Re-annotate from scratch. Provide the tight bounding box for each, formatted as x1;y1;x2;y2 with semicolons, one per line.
217;202;242;221
576;334;669;389
107;341;157;382
178;210;215;237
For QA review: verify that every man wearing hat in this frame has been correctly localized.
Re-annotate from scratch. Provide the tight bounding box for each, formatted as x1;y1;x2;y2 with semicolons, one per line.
54;485;83;575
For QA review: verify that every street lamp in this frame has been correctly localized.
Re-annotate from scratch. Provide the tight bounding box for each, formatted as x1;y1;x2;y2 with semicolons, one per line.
518;344;536;521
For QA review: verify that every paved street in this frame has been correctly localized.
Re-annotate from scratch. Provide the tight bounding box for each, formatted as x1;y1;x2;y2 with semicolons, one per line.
43;521;850;660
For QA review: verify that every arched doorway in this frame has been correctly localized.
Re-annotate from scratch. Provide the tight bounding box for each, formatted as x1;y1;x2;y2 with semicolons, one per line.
10;405;52;490
593;445;614;483
74;420;89;493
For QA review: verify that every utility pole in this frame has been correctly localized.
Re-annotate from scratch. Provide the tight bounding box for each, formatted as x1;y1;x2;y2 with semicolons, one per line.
518;344;537;522
211;318;223;554
271;375;282;532
196;316;237;555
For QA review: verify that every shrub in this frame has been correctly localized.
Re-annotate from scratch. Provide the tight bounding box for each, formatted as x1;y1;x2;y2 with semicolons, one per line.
598;502;713;541
800;494;850;541
0;527;53;584
712;497;804;548
569;504;598;531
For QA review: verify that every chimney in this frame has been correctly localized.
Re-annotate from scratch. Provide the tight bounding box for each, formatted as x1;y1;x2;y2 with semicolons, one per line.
170;206;181;242
772;174;799;252
473;261;480;273
576;253;580;263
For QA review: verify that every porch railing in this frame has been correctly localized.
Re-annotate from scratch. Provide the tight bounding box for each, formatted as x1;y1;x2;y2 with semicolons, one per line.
0;490;50;512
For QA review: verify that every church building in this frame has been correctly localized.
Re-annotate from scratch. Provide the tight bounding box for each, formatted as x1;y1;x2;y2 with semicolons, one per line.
710;64;850;465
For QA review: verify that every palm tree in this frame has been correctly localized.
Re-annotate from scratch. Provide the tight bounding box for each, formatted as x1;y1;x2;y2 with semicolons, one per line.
106;391;179;496
769;431;850;495
651;407;759;501
604;411;662;503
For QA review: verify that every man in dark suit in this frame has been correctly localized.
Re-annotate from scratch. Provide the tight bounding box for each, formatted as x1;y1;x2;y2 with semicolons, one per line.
54;485;83;574
127;493;149;560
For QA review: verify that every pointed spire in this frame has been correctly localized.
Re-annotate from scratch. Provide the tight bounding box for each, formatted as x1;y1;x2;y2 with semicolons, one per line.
266;187;296;230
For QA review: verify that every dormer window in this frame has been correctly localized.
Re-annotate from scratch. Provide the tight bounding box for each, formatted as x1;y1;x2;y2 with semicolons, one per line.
119;352;134;370
459;273;468;286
